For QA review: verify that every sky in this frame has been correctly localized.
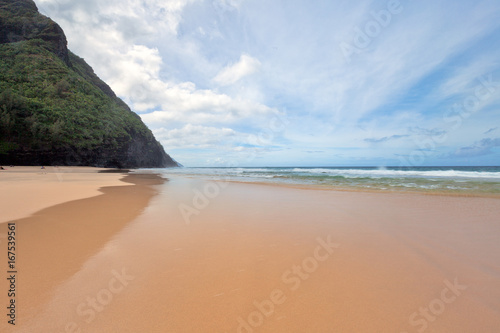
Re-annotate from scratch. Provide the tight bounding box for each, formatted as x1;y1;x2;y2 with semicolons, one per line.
33;0;500;167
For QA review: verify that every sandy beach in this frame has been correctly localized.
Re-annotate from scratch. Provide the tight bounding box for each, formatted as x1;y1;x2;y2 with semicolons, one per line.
0;167;131;224
1;171;500;332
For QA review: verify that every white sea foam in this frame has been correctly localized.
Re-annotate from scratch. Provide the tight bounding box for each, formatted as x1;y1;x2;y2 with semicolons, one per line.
290;168;500;179
157;167;500;193
161;167;500;179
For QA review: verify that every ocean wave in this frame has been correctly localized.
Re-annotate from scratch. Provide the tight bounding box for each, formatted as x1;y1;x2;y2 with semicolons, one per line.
158;167;500;194
290;168;500;179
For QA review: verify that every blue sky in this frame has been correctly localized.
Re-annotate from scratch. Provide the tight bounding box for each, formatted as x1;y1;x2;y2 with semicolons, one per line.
34;0;500;167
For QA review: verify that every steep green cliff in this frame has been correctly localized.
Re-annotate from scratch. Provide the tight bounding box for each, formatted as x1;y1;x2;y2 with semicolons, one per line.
0;0;178;167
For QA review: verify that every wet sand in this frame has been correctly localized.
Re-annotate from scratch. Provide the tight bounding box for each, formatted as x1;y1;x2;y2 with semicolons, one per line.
1;175;500;332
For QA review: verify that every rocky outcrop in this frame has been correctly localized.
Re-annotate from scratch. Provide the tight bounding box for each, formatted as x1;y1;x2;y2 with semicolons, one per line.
0;0;69;64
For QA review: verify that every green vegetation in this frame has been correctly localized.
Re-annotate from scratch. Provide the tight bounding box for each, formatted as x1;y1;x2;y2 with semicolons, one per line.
0;42;148;151
0;0;177;167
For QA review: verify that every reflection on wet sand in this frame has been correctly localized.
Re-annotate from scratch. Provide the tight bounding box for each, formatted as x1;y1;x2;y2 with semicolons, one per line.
0;174;164;330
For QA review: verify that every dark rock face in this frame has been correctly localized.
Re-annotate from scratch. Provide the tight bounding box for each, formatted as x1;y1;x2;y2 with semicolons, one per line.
0;0;179;168
0;0;69;64
1;135;177;168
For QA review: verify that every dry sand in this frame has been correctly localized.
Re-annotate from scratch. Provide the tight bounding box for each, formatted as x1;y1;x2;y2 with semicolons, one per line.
0;166;131;223
1;174;499;332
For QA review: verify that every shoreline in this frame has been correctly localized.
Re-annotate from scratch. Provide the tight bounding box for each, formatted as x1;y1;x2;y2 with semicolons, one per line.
163;174;500;199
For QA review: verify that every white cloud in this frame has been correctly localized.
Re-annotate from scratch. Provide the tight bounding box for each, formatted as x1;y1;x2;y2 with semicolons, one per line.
153;124;241;148
141;91;278;126
213;0;245;12
213;54;261;86
37;0;192;38
434;53;500;102
452;137;500;157
32;0;500;166
35;0;278;127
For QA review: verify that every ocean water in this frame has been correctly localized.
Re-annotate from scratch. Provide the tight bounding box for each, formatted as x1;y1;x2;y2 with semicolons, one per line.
155;166;500;195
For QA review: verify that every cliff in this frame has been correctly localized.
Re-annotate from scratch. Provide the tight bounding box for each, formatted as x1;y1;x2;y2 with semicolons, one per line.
0;0;179;168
